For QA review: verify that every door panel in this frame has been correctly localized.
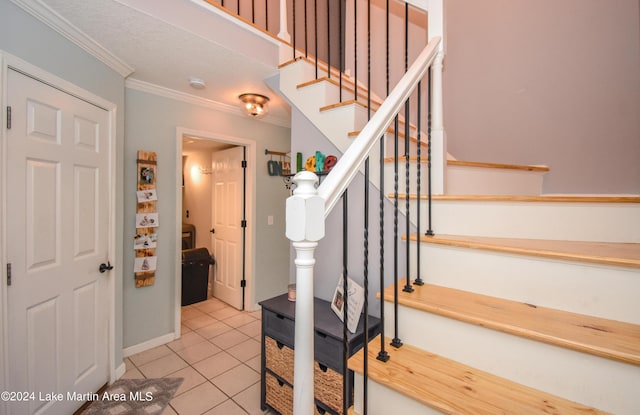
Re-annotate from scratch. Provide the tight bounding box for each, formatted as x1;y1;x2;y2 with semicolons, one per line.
211;146;244;309
6;69;110;415
26;160;60;269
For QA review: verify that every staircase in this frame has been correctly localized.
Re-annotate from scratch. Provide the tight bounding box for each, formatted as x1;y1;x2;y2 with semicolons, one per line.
277;44;640;415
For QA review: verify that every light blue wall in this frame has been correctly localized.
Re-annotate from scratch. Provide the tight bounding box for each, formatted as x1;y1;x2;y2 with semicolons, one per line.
1;0;126;364
124;88;291;348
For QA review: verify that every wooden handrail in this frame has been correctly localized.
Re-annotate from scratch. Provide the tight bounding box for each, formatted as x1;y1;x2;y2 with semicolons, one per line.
317;36;442;217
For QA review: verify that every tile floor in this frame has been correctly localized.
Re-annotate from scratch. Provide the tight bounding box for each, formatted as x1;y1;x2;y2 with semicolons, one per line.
123;297;275;415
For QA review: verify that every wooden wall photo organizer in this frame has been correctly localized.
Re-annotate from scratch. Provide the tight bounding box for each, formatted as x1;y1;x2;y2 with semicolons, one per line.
135;150;158;288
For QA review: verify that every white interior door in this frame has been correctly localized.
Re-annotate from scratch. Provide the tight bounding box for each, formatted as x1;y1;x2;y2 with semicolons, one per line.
211;146;245;309
6;69;110;415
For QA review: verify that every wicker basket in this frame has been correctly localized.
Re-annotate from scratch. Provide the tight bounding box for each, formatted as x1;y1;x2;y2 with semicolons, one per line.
265;372;293;415
314;362;343;414
265;336;295;384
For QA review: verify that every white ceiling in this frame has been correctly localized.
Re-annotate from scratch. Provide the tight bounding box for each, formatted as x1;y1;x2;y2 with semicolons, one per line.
33;0;291;125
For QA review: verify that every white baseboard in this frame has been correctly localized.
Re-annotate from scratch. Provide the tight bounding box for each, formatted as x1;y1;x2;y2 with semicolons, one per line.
112;362;126;382
122;332;177;358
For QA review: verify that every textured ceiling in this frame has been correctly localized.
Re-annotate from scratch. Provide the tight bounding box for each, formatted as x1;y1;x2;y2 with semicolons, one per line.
38;0;290;125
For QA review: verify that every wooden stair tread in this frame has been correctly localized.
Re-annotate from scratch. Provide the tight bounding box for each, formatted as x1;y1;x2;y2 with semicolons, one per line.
382;282;640;365
348;128;427;146
448;160;550;172
381;159;550;171
349;335;611;415
384;156;428;163
297;77;383;107
279;56;347;81
433;194;640;203
407;234;640;269
319;100;417;131
393;194;640;203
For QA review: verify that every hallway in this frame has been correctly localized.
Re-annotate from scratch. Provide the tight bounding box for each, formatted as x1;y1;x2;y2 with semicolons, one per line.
123;298;273;414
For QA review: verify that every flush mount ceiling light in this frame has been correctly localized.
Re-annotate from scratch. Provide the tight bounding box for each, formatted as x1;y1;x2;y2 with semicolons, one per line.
239;93;270;118
189;77;206;90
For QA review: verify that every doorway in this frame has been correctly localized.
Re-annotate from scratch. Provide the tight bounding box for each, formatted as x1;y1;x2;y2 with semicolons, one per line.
175;129;256;335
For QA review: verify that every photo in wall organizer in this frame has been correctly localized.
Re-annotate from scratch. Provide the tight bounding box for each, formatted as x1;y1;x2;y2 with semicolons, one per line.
139;166;156;185
134;232;158;250
134;256;157;273
136;189;158;202
136;213;159;228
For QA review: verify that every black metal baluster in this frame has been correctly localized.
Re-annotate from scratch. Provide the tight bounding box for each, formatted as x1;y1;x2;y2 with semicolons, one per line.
265;0;268;31
363;157;369;415
251;0;255;23
314;0;318;78
402;97;414;293
377;0;391;363
342;190;350;415
326;0;331;78
362;4;372;408
292;0;296;60
339;0;343;100
414;82;425;285
367;0;371;116
391;116;403;349
402;4;414;294
377;131;389;362
304;0;308;57
385;0;389;99
426;68;435;236
353;0;358;101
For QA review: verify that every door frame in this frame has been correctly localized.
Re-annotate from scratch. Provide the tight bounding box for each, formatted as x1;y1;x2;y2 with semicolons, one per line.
0;51;119;400
174;128;256;335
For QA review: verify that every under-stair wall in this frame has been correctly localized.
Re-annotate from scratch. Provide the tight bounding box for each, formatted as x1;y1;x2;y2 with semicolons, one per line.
281;100;411;316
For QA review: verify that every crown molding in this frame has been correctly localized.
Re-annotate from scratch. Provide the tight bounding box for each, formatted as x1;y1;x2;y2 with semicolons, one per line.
10;0;135;77
126;78;290;128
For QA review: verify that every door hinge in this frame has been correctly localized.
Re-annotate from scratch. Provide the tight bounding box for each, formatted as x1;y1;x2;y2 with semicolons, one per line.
6;263;12;286
241;160;247;168
240;280;246;288
6;106;11;130
241;220;247;228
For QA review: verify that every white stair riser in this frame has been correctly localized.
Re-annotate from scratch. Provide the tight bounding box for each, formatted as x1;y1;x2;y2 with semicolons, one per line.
383;160;428;195
409;243;640;324
447;165;545;195
295;80;342;108
384;165;545;200
353;373;442;415
382;304;640;415
383;136;424;158
401;199;640;242
280;61;360;148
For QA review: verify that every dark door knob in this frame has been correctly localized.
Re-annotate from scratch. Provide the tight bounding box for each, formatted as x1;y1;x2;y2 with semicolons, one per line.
99;262;114;273
210;228;215;234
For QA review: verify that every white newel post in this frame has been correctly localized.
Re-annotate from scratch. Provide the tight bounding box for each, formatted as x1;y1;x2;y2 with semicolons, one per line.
430;50;446;194
278;0;291;41
278;0;293;63
426;0;446;194
286;172;325;415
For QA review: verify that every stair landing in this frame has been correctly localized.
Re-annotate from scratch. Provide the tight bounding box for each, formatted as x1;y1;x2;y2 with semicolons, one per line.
349;335;611;415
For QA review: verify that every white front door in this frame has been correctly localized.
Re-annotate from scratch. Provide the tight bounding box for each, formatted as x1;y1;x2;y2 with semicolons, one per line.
6;69;110;415
211;146;245;310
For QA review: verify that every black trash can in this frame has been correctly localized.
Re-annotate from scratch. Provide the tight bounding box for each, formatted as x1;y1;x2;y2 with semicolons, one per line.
181;248;215;306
